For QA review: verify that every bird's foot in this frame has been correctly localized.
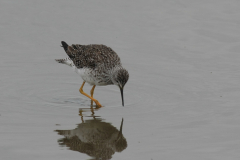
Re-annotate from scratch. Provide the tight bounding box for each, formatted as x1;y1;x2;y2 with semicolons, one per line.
95;100;103;108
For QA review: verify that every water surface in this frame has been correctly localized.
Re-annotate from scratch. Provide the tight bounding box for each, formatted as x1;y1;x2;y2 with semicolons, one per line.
1;0;240;160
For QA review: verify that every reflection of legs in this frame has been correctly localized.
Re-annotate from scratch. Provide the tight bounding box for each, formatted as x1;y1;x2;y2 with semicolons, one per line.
79;109;84;123
79;82;102;107
90;106;95;116
90;85;96;105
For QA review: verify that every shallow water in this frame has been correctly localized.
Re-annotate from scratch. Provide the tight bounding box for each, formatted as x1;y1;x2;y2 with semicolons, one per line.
2;0;240;160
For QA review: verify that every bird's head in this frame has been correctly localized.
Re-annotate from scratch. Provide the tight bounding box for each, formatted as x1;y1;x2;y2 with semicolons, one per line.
111;68;129;106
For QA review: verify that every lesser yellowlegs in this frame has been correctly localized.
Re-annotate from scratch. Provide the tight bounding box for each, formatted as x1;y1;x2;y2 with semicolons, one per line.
56;41;129;107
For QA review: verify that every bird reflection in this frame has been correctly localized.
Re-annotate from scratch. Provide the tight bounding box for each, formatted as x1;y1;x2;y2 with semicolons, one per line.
55;108;127;160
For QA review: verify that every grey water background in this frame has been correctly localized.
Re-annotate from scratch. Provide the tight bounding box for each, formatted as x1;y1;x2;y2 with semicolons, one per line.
1;0;240;159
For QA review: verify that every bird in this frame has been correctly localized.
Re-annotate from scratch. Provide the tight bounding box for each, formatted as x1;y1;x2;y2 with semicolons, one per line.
55;41;129;107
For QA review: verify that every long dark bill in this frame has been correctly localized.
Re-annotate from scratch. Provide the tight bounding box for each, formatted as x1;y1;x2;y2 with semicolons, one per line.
120;87;124;106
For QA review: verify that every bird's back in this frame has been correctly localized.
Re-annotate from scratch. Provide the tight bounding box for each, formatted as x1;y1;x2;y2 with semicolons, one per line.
62;41;122;72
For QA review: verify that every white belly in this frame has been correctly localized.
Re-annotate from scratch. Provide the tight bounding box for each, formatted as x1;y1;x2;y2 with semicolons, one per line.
76;68;110;86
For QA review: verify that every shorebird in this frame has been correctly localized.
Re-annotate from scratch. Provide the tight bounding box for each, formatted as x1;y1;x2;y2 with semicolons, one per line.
56;41;129;107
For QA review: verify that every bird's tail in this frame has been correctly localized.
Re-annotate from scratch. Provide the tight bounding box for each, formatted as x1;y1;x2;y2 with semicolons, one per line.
55;58;74;67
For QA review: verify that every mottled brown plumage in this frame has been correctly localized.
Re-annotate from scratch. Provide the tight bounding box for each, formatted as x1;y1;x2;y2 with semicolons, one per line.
56;41;129;107
62;41;121;71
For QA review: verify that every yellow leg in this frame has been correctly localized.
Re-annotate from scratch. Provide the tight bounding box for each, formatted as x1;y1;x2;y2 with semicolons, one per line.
79;82;102;108
90;85;96;105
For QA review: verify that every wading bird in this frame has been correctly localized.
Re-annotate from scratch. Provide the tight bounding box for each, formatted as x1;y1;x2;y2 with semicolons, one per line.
56;41;129;107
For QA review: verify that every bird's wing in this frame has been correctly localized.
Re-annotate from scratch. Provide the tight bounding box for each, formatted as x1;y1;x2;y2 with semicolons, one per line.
61;41;121;70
